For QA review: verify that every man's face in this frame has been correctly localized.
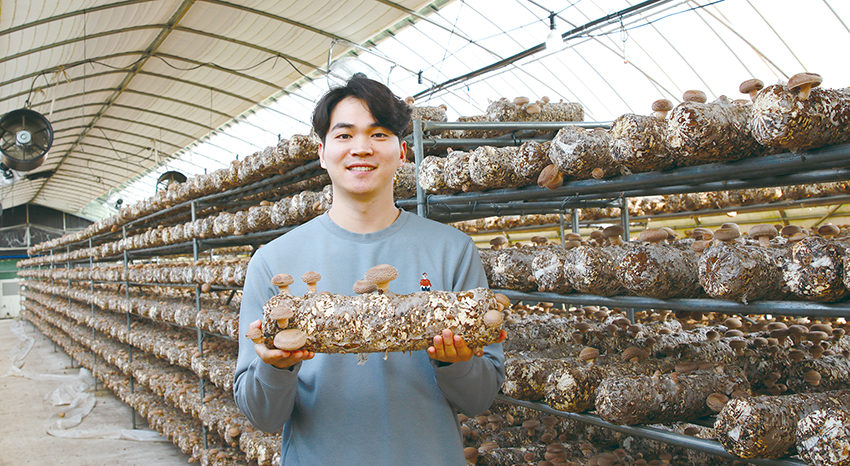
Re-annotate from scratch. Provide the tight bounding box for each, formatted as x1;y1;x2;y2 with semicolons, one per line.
318;96;406;201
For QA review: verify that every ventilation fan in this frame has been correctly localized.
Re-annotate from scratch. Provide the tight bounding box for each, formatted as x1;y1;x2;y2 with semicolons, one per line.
0;108;53;172
156;170;187;192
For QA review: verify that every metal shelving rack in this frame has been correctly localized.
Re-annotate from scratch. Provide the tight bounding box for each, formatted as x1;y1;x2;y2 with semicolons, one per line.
20;120;850;465
407;120;850;465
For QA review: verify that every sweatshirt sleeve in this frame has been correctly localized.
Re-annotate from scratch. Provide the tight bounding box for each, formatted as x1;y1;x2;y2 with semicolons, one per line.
433;238;506;416
232;251;300;432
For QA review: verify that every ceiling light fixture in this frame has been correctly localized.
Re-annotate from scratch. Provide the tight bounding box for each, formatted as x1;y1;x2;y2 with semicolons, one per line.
545;12;562;51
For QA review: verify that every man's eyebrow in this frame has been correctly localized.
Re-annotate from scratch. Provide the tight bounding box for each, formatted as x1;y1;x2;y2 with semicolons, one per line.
330;122;354;131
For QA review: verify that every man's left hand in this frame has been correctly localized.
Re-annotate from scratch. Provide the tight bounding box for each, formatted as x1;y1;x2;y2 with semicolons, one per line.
427;329;507;363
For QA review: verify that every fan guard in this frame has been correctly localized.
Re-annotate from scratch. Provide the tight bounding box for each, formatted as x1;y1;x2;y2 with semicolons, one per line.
0;108;53;172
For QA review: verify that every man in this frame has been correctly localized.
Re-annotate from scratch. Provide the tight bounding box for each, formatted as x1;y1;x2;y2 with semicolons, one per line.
420;272;432;291
233;77;505;465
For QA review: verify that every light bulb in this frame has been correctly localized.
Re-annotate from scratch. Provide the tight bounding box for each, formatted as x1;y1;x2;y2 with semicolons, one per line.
546;29;562;50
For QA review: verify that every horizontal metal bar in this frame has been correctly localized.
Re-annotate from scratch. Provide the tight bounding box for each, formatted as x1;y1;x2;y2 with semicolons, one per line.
420;121;613;131
495;290;850;317
418;137;556;148
424;144;850;206
495;395;807;466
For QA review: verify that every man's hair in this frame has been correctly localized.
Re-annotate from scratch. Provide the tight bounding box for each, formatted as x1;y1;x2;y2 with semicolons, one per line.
312;76;412;142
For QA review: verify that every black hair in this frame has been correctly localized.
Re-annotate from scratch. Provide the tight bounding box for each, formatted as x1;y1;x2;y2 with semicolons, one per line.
312;76;412;143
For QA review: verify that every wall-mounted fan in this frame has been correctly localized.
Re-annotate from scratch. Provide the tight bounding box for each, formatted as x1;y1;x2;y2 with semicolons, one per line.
156;170;187;192
0;108;53;173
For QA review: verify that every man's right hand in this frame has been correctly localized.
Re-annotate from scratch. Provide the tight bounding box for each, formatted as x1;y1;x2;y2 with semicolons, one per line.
249;319;315;369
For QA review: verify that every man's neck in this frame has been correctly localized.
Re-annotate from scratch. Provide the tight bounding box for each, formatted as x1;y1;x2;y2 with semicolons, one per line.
326;195;401;234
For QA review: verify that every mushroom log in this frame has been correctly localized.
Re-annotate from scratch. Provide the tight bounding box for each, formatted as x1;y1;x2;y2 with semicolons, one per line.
256;266;505;353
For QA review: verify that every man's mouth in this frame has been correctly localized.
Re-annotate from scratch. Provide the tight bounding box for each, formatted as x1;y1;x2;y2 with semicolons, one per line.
347;166;375;172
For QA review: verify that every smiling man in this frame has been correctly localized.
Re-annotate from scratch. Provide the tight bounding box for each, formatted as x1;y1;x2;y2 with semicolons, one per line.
233;77;505;466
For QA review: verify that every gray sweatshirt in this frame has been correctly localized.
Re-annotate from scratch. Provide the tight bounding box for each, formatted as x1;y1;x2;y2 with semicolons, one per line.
233;211;505;465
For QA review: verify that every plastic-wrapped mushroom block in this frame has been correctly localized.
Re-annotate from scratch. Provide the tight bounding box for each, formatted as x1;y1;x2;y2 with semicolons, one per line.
530;245;573;293
715;389;850;459
548;125;618;180
286;133;321;164
418;155;456;194
468;146;523;190
667;95;765;166
787;355;850;393
617;242;702;299
488;248;536;292
245;203;273;233
610;113;675;175
698;241;787;303
502;356;606;401
442;150;478;192
563;246;629;296
544;356;680;413
407;104;448;135
512;140;551;183
796;408;850;466
595;364;750;425
392;161;417;199
750;77;850;151
531;99;583;123
240;430;282;466
783;236;850;302
672;337;792;391
258;286;504;353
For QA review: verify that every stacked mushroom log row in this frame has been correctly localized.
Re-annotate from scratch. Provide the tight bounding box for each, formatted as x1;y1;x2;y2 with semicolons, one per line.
29;132;326;255
541;72;850;188
20;287;284;466
499;301;850;463
19;304;254;466
449;180;850;235
479;222;850;304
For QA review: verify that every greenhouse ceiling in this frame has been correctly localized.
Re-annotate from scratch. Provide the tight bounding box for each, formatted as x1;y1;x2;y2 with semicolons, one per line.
0;0;848;221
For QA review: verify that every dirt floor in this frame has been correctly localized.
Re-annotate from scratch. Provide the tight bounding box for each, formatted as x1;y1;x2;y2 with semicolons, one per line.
0;318;190;466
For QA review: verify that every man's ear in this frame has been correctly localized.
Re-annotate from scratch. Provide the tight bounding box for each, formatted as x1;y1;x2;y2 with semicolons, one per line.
318;142;326;169
398;140;408;165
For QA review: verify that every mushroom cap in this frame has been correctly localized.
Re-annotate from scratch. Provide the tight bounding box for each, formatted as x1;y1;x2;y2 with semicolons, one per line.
483;310;504;327
564;232;582;242
273;328;308;351
803;370;822;386
271;273;294;287
244;326;263;342
489;236;508;247
749;224;778;240
781;224;802;237
579;347;600;361
513;96;530;106
494;293;512;310
638;228;668;243
537;164;564;189
787;72;822;91
622;346;645;362
683;89;707;103
810;323;834;334
602;225;624;239
526;103;542;114
531;235;548;244
739;78;765;94
651;98;673;112
364;264;398;284
353;279;378;294
724;317;743;329
720;222;740;232
713;227;740;242
690;240;708;253
706;392;729;412
817;223;840;236
725;329;745;338
268;304;295;321
661;227;677;239
691;227;713;240
301;271;321;284
729;339;747;349
463;447;479;464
